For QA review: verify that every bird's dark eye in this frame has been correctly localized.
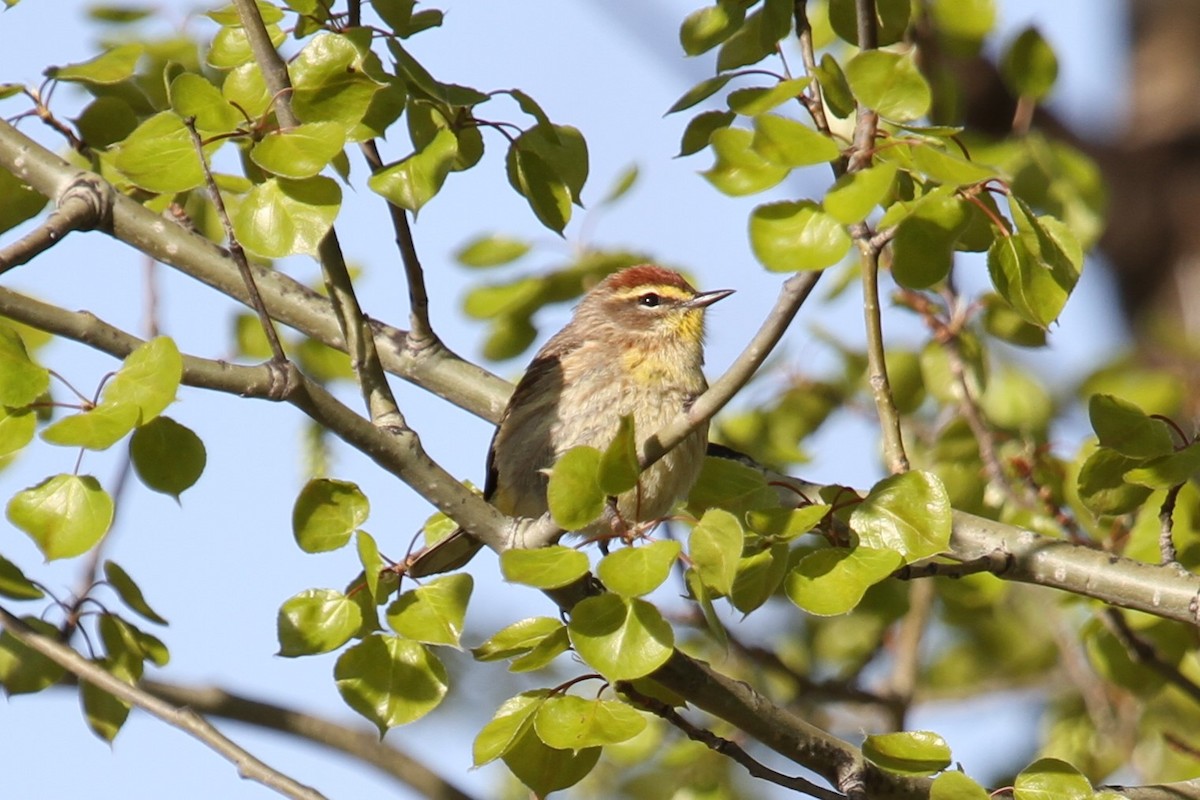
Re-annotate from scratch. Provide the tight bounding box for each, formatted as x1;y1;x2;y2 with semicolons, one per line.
638;293;661;307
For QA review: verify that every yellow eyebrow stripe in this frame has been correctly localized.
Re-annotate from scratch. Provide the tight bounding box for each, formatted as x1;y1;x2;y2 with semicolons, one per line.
609;284;694;302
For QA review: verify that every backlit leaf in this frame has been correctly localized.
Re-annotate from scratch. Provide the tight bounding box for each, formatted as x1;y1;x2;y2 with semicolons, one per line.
335;634;449;732
292;478;369;553
8;474;114;560
568;594;674;680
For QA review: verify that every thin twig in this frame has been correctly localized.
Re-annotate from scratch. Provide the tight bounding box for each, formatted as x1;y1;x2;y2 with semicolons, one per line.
359;140;438;348
641;271;822;470
620;683;846;800
183;115;287;363
793;0;831;135
233;0;405;429
0;606;329;800
859;241;908;473
1159;484;1182;565
1101;608;1200;707
141;680;478;800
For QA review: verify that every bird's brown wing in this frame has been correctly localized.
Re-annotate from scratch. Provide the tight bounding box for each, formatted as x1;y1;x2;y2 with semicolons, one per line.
408;351;564;578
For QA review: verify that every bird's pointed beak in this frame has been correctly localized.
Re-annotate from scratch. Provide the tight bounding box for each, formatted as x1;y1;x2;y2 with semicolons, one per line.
687;288;735;309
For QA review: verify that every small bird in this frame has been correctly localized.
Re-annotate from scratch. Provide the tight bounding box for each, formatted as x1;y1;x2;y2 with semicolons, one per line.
407;264;733;576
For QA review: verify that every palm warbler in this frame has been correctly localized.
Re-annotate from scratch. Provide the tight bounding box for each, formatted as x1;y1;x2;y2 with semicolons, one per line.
407;264;733;576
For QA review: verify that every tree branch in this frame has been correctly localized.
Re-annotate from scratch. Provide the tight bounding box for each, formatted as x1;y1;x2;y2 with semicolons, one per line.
1100;607;1200;706
0;606;328;800
0;174;109;274
0;118;511;423
142;680;478;800
621;683;847;800
233;0;405;430
0;287;514;551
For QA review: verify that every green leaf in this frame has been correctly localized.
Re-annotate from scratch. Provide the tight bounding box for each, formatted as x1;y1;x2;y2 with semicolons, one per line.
599;164;639;206
222;62;270;119
455;234;531;268
500;546;590;589
986;198;1081;328
0;617;67;694
81;657;134;742
129;416;206;498
931;772;989;800
850;471;952;563
863;731;952;776
828;0;911;46
534;696;647;749
981;294;1047;347
386;573;473;647
100;336;182;423
0;555;43;600
0;325;49;407
785;546;902;615
547;445;605;530
745;504;831;541
1088;394;1176;459
233;176;341;258
502;725;601;796
41;402;140;450
475;691;547;765
911;145;998;187
8;474;114;560
355;530;384;603
335;634;449;732
844;50;932;122
98;613;168;669
288;33;382;136
686;455;778;516
509;626;571;672
679;3;745;56
678;109;736;157
48;43;143;84
929;0;996;53
702;127;789;196
250;122;347;180
472;617;564;662
277;588;362;656
508;124;588;205
728;79;809;116
749;200;852;271
1001;26;1058;101
114;111;209;193
824;162;897;224
568;594;674;680
208;21;285;69
368;128;457;213
891;190;969;289
1124;441;1200;490
597;541;681;597
1013;757;1092;800
730;542;790;613
1076;446;1152;516
666;73;737;115
0;405;36;458
103;561;167;625
689;508;743;596
292;478;369;553
508;146;572;233
598;415;639;496
715;0;791;71
169;72;243;135
750;114;841;167
814;53;856;119
0;169;48;235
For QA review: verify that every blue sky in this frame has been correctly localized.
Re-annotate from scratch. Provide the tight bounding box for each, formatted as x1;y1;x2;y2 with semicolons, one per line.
0;1;1126;798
